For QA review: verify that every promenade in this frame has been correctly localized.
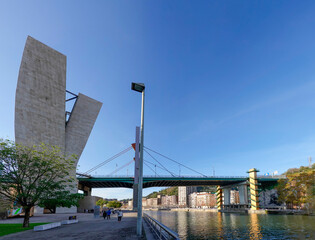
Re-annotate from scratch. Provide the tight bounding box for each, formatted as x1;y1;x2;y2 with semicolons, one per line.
0;212;145;240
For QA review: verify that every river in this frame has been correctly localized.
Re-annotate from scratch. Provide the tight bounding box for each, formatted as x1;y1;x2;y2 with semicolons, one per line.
145;210;315;239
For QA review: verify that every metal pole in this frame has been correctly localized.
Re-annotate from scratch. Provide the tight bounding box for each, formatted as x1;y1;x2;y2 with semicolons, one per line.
137;89;145;236
133;127;140;211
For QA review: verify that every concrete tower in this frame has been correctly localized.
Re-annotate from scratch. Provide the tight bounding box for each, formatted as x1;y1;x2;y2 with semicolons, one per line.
15;36;102;213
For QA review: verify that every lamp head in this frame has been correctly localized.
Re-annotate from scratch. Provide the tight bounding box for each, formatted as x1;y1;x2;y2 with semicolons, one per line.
131;82;145;92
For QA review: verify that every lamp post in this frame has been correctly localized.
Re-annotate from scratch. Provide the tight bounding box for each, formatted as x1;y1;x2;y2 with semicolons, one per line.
131;82;145;236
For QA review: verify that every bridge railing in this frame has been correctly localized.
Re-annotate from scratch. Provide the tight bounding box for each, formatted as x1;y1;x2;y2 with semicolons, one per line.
257;175;286;179
143;213;180;240
77;174;249;179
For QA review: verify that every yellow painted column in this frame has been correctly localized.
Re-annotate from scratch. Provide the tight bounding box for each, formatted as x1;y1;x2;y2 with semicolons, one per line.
248;168;259;210
216;186;223;210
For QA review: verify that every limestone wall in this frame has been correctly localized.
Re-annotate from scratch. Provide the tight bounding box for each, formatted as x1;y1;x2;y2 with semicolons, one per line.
78;196;103;213
15;36;66;149
15;36;102;213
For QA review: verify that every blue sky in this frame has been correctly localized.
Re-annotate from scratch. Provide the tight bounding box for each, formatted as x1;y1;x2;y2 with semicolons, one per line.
1;0;315;199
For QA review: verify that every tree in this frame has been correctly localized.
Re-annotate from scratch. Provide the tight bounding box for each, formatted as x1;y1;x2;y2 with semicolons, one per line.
107;200;122;208
96;199;108;208
146;187;178;198
38;192;83;213
276;164;315;211
0;139;78;227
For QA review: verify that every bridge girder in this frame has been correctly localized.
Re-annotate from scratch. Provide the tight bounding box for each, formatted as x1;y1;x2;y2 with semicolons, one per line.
77;177;279;189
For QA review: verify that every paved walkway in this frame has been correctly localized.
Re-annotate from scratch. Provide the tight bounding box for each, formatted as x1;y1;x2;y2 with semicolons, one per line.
0;212;145;240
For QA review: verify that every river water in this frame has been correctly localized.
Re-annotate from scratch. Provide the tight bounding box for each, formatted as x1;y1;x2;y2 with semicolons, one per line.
145;210;315;239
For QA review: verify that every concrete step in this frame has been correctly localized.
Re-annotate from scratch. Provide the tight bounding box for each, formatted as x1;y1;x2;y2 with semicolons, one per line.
61;219;79;225
34;222;61;231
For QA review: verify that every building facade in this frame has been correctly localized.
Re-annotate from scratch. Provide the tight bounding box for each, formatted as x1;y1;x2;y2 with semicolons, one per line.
15;36;102;213
230;190;240;204
178;186;197;207
189;192;216;208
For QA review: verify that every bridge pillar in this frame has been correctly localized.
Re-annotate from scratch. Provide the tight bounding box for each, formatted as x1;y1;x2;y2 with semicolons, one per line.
83;186;92;196
133;186;138;211
133;127;140;211
216;186;223;210
239;184;248;205
248;168;259;210
223;188;231;205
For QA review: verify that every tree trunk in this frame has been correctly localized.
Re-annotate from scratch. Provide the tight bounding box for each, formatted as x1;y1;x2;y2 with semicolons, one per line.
23;207;31;228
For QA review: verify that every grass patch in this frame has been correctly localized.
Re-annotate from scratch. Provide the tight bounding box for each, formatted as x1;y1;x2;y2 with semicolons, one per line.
0;223;50;236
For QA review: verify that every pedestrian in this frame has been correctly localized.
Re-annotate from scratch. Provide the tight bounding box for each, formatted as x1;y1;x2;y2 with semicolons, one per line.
106;209;111;219
102;209;107;220
117;210;123;222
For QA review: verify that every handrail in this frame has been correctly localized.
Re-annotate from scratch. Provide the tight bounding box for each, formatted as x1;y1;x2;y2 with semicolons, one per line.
77;174;285;179
77;174;249;179
257;175;286;179
143;213;180;240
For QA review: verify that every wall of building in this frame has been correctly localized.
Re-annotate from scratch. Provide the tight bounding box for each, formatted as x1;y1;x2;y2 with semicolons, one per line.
78;196;103;213
189;192;216;208
178;186;197;207
259;189;280;208
15;36;102;214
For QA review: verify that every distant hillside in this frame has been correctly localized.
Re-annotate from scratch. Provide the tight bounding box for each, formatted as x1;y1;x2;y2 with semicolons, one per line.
146;186;217;198
146;187;178;198
197;186;217;194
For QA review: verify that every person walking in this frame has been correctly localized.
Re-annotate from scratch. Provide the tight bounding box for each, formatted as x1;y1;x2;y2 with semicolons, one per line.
117;210;123;222
106;209;111;219
102;209;107;220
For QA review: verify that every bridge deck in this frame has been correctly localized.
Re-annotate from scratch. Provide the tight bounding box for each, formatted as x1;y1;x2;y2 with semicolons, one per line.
77;176;279;189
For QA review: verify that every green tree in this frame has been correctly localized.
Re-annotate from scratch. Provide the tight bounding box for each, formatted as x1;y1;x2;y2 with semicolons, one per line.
0;139;78;227
38;192;83;213
146;187;178;198
107;200;122;208
276;164;315;211
96;199;108;207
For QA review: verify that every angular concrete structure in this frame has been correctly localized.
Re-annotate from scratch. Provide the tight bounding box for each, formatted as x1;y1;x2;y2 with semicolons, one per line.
15;36;102;213
15;36;67;149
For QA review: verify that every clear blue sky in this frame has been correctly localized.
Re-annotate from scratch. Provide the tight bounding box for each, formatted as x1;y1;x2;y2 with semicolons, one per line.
1;0;315;199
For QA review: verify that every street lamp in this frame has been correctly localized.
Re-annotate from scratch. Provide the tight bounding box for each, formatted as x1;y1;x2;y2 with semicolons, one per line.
131;82;145;236
131;82;145;93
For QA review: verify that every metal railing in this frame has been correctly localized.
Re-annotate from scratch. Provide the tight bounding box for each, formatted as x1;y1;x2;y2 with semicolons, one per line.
257;175;286;179
143;213;180;240
77;174;248;179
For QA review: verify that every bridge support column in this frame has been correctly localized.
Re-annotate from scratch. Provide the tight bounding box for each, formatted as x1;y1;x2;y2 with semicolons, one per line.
239;184;248;205
83;186;92;196
248;168;259;210
133;185;138;211
223;188;231;205
216;186;223;210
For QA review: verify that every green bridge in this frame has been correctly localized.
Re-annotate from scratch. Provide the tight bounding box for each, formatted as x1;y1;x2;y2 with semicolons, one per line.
77;175;280;189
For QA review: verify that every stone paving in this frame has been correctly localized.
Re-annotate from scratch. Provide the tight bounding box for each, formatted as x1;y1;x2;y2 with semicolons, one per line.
0;212;145;240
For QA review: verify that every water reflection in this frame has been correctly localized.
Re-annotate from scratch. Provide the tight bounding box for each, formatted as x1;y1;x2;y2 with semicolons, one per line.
249;214;262;240
216;212;224;239
177;211;187;237
145;210;315;239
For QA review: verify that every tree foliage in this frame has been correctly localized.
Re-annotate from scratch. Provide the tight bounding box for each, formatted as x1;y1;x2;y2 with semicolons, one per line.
38;192;83;213
0;139;78;227
276;164;315;211
146;187;178;198
96;199;108;207
106;200;122;208
197;186;217;193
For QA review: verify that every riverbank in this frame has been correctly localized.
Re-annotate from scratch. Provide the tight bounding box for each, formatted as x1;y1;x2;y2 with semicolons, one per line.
171;208;218;212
